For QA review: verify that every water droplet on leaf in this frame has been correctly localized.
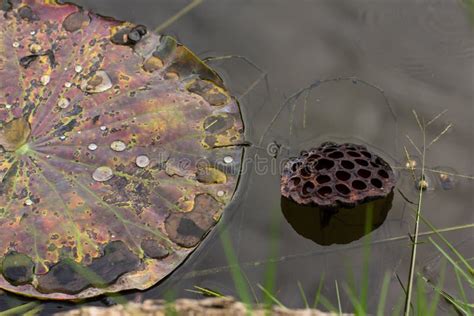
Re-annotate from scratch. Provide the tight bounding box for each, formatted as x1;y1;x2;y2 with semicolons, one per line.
41;75;50;86
110;140;126;152
88;143;98;151
57;98;70;109
80;70;113;93
136;155;150;168
92;166;114;182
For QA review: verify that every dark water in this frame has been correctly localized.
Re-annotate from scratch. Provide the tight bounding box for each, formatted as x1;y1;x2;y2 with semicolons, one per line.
2;0;473;314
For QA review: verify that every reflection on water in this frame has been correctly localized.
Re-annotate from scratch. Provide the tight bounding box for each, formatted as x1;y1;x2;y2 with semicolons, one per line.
281;192;393;246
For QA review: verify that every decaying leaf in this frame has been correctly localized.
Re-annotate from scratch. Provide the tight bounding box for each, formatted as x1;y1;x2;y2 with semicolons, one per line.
0;0;244;299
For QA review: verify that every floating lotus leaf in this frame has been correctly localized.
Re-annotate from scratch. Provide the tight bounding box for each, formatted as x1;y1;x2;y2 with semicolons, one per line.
0;0;244;299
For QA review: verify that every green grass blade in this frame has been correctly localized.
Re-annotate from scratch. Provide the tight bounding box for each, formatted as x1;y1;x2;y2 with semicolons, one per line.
318;294;338;313
416;276;427;315
313;272;326;309
263;208;280;308
377;272;391;316
220;228;253;307
297;281;309;309
404;112;427;316
342;283;364;315
257;284;285;308
0;302;40;316
188;286;224;298
23;305;43;316
419;215;474;274
429;237;473;285
335;280;342;315
427;259;446;316
360;204;374;313
454;268;472;316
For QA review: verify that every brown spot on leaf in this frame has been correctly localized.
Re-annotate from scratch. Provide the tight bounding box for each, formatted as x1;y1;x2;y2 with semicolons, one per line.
187;80;230;106
0;117;31;152
62;11;90;32
1;252;35;286
203;115;234;134
165;194;221;248
37;241;139;294
143;56;164;73
196;167;227;184
18;5;38;21
141;240;169;259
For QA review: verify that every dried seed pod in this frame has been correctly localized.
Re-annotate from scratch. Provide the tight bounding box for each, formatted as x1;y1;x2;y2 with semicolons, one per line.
281;142;396;208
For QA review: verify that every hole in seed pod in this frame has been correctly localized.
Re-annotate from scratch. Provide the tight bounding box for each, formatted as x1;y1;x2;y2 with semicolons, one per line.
314;159;335;171
357;169;371;178
341;160;355;169
317;186;332;196
335;184;351;195
352;180;367;190
308;154;320;160
347;151;361;157
371;178;383;188
290;177;301;186
328;151;344;159
378;169;389;178
316;174;331;184
291;162;302;172
361;151;372;158
300;166;312;177
370;162;378;168
300;150;309;157
302;181;315;195
335;170;351;181
323;148;336;153
355;159;369;167
375;157;385;166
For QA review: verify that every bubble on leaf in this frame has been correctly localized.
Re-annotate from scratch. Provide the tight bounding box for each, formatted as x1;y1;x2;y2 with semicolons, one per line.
223;156;233;164
92;166;114;182
136;155;150;168
110;140;126;152
88;143;98;151
40;75;50;86
80;70;113;94
57;98;70;109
